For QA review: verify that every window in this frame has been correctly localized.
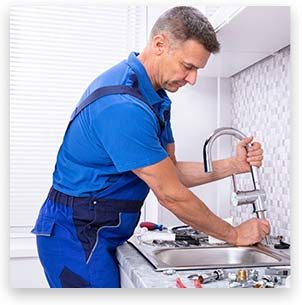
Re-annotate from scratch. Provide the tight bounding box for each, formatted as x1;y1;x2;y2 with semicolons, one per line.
10;6;146;236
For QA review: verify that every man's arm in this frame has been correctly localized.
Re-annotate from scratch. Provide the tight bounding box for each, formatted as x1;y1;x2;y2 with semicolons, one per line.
166;137;264;188
175;159;236;188
133;156;270;246
166;143;238;187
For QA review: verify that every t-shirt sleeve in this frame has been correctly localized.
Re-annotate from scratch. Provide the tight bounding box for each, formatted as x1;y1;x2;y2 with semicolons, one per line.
92;97;168;172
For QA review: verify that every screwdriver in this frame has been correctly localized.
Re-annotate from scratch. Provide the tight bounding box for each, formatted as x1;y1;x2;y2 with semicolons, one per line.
139;221;167;231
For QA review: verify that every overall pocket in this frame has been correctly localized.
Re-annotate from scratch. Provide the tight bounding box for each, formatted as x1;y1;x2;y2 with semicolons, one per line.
31;215;56;236
86;211;141;264
98;211;141;246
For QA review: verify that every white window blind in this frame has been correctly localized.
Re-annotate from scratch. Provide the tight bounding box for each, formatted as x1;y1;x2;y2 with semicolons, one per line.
10;6;146;232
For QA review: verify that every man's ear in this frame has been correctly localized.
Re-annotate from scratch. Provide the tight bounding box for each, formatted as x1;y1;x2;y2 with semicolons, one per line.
151;34;169;55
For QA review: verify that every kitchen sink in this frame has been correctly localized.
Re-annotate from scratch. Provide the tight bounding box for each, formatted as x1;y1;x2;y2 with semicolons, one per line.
128;236;290;271
154;247;282;269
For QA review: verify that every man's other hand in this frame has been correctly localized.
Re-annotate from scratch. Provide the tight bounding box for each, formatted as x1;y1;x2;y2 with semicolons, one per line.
231;136;264;174
233;218;271;246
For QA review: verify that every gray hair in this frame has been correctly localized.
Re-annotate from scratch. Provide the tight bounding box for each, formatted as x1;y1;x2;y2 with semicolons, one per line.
150;6;220;53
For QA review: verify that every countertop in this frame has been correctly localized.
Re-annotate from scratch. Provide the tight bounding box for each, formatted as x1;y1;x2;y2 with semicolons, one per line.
116;242;290;288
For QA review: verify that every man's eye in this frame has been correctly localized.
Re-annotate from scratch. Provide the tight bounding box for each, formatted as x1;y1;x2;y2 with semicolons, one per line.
184;65;192;70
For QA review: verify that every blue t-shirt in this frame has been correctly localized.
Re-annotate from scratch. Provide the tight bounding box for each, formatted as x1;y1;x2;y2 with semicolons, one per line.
52;52;174;198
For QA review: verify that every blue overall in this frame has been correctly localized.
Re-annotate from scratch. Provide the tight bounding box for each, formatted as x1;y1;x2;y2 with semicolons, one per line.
31;52;174;288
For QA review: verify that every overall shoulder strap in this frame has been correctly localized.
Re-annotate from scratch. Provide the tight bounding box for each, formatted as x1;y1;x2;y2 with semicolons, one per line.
68;85;165;132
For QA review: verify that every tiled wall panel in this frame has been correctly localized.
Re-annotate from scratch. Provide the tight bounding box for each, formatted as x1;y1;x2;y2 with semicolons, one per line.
230;46;290;242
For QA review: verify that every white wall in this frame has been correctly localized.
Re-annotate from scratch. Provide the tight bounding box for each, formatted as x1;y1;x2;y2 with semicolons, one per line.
158;76;218;226
216;77;233;218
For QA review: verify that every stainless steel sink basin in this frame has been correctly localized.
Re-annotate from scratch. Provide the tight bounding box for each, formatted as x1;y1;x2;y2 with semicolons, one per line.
154;247;280;268
128;237;290;271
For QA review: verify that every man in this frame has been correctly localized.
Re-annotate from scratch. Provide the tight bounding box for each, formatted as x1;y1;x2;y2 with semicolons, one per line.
32;6;270;288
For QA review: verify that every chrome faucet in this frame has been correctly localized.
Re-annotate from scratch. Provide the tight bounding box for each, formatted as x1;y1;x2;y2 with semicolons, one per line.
203;127;271;245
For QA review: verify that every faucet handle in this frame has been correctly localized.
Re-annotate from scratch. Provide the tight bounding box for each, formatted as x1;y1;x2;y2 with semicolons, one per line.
231;190;266;207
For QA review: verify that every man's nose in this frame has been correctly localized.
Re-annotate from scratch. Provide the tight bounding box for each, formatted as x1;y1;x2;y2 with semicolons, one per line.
184;70;197;85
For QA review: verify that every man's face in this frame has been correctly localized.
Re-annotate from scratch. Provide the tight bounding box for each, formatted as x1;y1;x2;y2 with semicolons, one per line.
158;39;211;92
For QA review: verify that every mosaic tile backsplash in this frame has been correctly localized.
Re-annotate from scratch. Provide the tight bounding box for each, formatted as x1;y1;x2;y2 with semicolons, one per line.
230;46;290;242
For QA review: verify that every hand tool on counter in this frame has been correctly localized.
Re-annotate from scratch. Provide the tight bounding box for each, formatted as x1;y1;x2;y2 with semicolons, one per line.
139;221;167;231
138;230;200;244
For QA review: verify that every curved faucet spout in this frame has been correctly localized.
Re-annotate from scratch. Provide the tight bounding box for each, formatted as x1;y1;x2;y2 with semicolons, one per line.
203;127;247;173
203;127;260;190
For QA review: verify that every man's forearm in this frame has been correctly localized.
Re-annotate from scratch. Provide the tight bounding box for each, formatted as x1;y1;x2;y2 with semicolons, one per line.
176;158;238;188
156;184;238;245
